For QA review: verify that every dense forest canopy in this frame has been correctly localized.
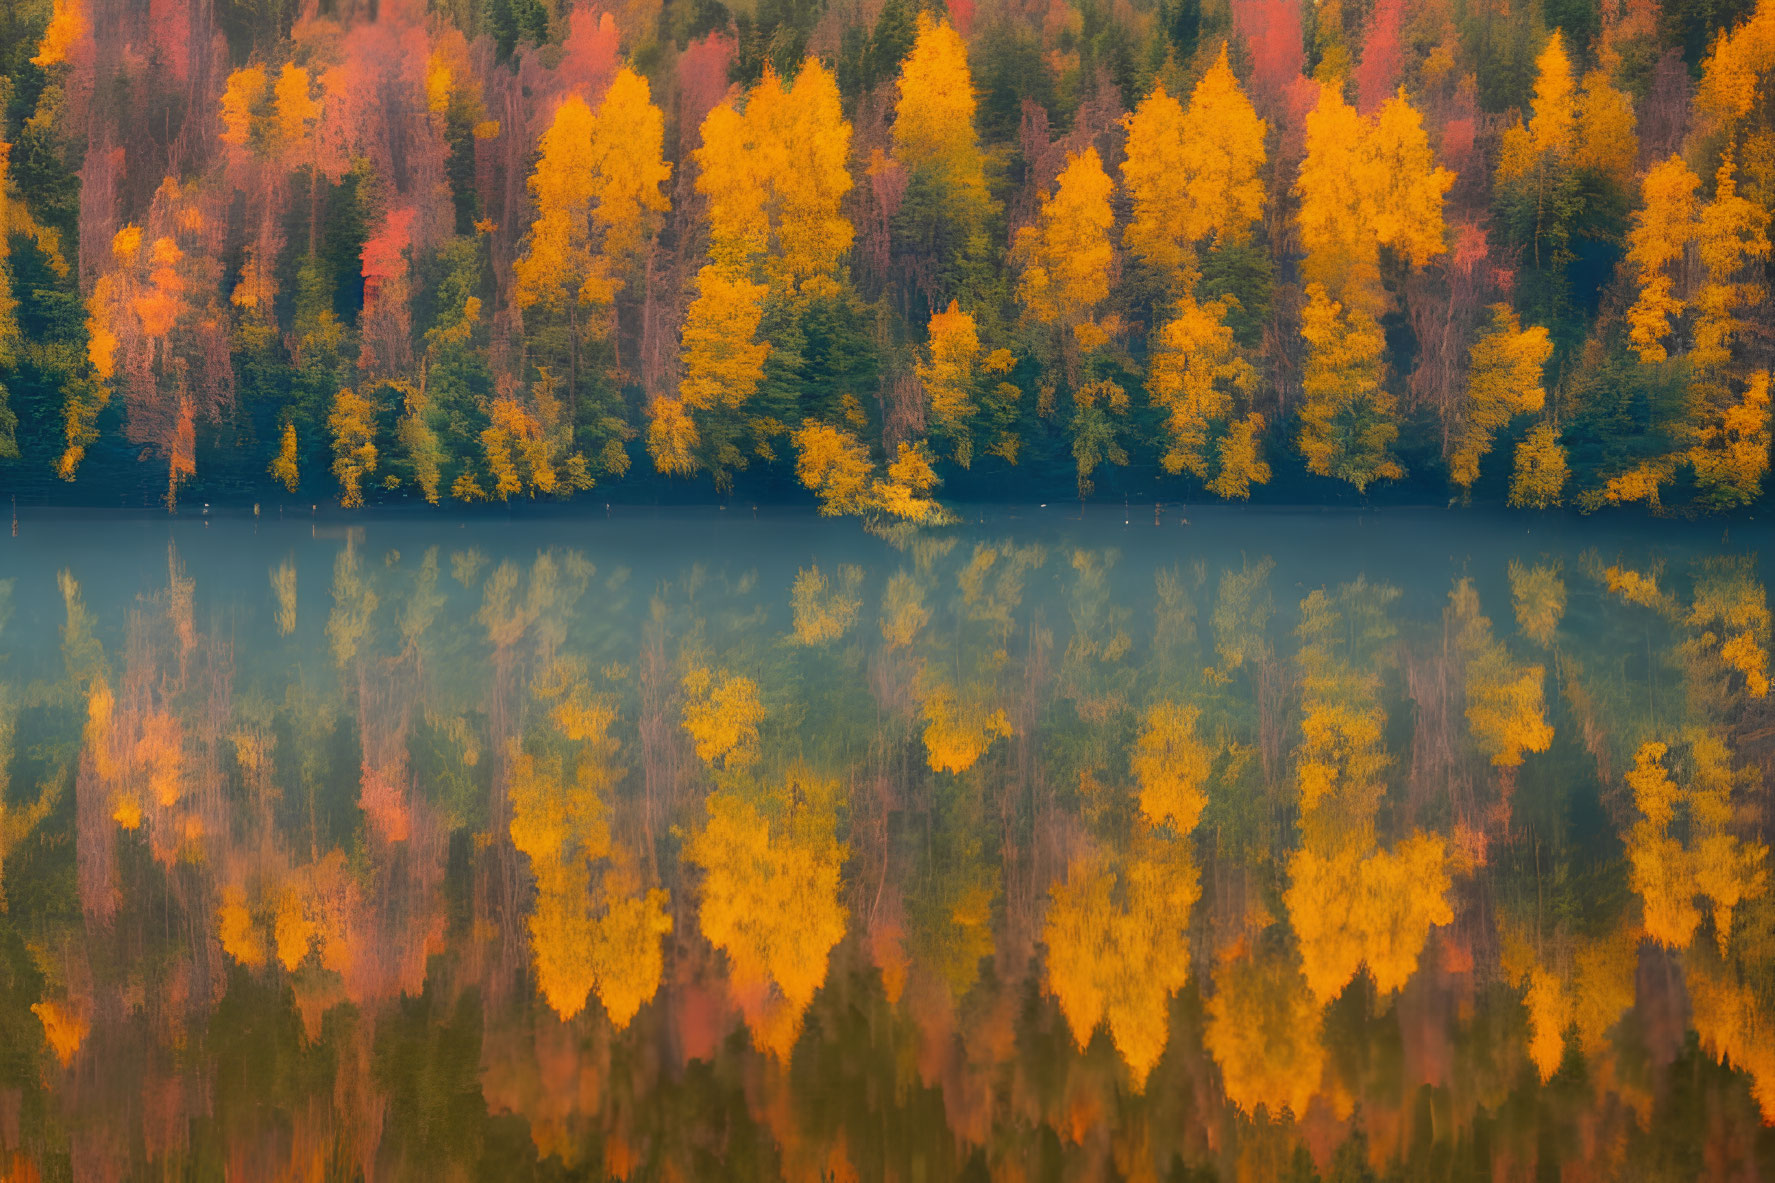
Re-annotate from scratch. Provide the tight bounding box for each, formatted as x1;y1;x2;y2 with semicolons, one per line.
1;0;1775;515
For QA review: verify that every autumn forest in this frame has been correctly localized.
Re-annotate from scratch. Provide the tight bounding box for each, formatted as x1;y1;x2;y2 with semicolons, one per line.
2;0;1775;513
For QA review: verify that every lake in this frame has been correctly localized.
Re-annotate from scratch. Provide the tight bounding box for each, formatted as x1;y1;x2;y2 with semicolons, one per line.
0;505;1771;1179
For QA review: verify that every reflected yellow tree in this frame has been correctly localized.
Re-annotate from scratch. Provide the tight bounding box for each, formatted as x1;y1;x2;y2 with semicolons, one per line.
1623;736;1767;952
687;765;848;1058
1452;578;1553;768
1044;833;1200;1089
1286;581;1455;1003
513;664;671;1026
1508;559;1565;646
1204;940;1326;1120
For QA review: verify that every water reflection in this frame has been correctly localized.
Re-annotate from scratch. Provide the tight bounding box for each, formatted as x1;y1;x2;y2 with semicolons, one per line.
0;512;1772;1178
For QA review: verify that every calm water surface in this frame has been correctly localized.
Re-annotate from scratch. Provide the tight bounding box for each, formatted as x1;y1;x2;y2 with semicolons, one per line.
0;506;1772;1179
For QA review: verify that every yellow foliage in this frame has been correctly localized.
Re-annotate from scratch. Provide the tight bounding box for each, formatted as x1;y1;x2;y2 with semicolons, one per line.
218;885;267;968
269;421;299;493
1573;70;1639;189
1696;0;1775;128
219;66;269;149
1131;702;1213;833
1688;556;1773;698
1148;293;1262;493
681;668;765;770
880;570;929;648
514;70;670;315
31;0;86;67
1285;832;1453;1004
1687;958;1775;1123
1509;423;1569;508
1043;838;1201;1088
794;420;875;516
1297;83;1451;312
273;64;321;149
1626;157;1701;363
1015;148;1115;339
1690;370;1772;508
1624;737;1769;952
1604;563;1668;609
1522;965;1573;1081
1451;579;1553;766
791;564;863;645
645;395;700;477
874;442;944;523
697;62;853;292
1528;31;1577;158
1204;945;1325;1120
918;672;1013;773
1367;91;1455;269
1121;47;1267;291
1601;460;1675;510
667;264;770;479
31;1000;87;1068
892;14;991;219
1213;414;1271;501
1452;306;1551;489
328;388;378;509
1691;156;1770;376
1508;559;1565;645
326;541;378;666
686;770;848;1058
508;749;611;868
586;868;673;1028
1297;284;1401;492
1293;582;1397;821
479;392;592;500
918;301;981;467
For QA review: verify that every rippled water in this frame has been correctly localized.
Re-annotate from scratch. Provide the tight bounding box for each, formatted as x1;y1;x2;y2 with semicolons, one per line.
0;506;1771;1179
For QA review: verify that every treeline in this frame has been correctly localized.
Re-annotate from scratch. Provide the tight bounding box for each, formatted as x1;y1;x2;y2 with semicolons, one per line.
1;0;1774;515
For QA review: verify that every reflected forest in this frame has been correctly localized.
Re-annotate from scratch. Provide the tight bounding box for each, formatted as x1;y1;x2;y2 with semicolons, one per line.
0;514;1770;1178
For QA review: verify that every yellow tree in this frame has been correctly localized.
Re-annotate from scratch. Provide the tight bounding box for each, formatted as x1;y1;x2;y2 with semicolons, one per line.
891;12;994;309
511;683;672;1027
1295;84;1451;491
1123;51;1270;500
1132;702;1214;832
1015;149;1116;350
328;387;379;508
1015;148;1123;495
1617;152;1771;510
1624;737;1768;952
917;300;981;467
793;423;944;523
1510;423;1570;508
1451;305;1552;492
1120;45;1267;296
1297;284;1400;491
1204;942;1326;1120
892;16;990;206
1285;832;1454;1004
663;61;854;487
1624;156;1700;364
514;68;670;438
1146;292;1267;497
